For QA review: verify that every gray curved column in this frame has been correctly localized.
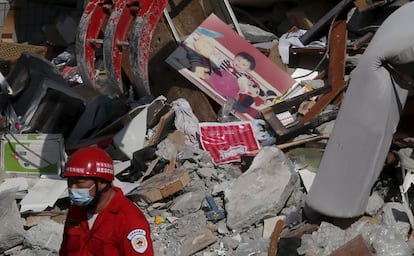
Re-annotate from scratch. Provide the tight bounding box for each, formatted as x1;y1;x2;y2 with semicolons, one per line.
306;2;414;218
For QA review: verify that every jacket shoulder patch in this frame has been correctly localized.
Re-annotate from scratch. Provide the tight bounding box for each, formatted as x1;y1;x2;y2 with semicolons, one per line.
127;229;148;253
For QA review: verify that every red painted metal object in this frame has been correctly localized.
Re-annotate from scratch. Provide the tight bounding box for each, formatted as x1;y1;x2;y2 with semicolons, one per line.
76;0;111;89
77;0;168;97
103;0;128;93
128;0;168;97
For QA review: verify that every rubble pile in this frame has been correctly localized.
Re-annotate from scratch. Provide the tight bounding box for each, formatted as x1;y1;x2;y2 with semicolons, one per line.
1;0;414;255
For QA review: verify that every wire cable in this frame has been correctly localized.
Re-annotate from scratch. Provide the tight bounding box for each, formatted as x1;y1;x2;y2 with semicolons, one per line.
292;13;339;80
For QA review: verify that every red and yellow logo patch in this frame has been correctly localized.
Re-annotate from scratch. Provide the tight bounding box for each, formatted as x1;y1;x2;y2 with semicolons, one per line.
127;229;148;253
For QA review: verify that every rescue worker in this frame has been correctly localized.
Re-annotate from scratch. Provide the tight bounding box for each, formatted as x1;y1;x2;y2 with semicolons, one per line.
59;147;153;256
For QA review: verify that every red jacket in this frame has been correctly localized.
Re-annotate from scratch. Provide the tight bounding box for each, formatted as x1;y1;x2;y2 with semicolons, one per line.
60;186;153;256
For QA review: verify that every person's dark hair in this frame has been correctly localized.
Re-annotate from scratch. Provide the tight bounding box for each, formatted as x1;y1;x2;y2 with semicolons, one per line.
259;88;265;97
236;51;256;70
266;90;277;97
265;89;277;103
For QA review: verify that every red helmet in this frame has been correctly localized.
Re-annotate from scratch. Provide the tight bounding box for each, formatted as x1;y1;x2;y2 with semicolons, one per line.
64;147;114;181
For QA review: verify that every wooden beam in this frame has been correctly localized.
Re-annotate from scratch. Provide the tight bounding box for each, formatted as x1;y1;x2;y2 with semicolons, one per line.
299;19;347;124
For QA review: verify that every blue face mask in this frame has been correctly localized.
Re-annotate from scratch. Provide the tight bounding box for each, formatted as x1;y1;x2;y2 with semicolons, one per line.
68;184;95;206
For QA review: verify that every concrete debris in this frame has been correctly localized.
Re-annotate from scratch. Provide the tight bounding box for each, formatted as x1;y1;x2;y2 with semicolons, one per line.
170;191;206;218
180;227;217;256
224;146;298;230
381;202;411;238
365;191;385;216
234;238;269;256
23;220;63;253
2;1;414;255
0;189;25;253
238;23;278;43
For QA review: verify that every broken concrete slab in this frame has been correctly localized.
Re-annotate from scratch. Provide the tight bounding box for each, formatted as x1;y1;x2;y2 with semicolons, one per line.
180;227;217;256
234;238;269;256
170;190;206;218
24;219;63;253
368;224;411;255
19;178;67;213
238;23;277;43
196;167;218;180
0;189;25;253
221;236;239;250
297;221;347;256
155;130;186;161
171;211;208;239
365;191;384;216
224;146;298;230
381;202;411;238
24;214;52;228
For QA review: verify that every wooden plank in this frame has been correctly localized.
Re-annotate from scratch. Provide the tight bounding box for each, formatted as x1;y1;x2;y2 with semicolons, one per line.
134;168;191;203
277;135;329;150
147;108;175;146
268;219;285;256
299;19;347;124
1;9;15;43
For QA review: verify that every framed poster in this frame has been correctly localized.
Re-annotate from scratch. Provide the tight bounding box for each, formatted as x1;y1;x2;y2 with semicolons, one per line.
166;13;297;121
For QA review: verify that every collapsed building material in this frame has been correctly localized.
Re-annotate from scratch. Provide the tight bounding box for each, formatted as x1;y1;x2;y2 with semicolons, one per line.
180;227;217;256
24;219;63;253
298;19;347;124
329;234;372;256
76;0;168;97
306;1;414;218
224;146;298;230
0;189;25;253
298;0;353;45
4;1;414;255
131;168;191;203
261;85;335;142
